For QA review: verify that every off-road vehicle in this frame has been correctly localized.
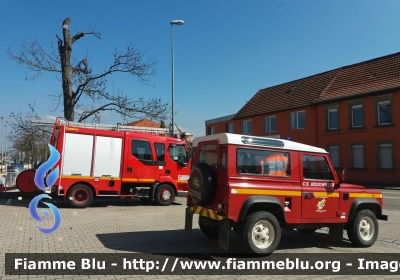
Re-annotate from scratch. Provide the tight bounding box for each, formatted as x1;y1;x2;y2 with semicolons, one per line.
185;133;388;255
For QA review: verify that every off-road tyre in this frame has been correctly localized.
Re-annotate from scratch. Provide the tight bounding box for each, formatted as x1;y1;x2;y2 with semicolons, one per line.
347;209;378;247
239;211;281;255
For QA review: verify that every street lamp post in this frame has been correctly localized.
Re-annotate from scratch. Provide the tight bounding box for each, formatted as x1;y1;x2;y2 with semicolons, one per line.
170;20;184;136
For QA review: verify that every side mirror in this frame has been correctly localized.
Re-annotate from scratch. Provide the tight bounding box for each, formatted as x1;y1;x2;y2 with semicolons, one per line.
177;161;188;167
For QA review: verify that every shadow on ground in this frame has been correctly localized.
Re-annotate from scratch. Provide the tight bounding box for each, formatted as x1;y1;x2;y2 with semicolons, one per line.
96;228;353;255
0;192;183;208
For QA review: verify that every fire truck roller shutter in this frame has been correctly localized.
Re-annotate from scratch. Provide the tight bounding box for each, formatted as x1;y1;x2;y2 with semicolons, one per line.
188;162;217;206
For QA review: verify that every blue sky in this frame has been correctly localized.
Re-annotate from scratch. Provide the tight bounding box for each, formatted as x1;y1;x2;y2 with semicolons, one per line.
1;1;400;139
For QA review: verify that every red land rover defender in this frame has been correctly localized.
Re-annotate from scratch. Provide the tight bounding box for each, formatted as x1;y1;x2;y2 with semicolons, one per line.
185;133;388;255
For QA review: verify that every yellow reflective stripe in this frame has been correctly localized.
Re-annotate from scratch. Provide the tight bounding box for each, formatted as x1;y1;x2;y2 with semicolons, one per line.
61;175;121;180
208;209;215;219
61;176;93;180
176;180;188;183
138;179;155;183
233;189;302;196
122;178;139;182
350;193;382;198
189;206;223;220
314;192;339;197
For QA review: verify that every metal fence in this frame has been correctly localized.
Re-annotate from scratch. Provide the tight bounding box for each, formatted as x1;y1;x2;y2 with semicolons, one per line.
0;170;20;192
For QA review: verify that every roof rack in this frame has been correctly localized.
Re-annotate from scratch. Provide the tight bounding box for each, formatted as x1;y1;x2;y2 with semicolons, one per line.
31;119;170;135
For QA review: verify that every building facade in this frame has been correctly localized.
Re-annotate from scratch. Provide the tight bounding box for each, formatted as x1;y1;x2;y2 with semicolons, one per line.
205;52;400;184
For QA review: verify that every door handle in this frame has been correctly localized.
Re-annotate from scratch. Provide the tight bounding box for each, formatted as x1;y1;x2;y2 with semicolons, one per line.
127;167;133;172
305;193;314;199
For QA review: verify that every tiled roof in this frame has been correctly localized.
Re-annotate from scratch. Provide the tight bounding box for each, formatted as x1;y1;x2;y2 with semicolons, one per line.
124;118;160;127
233;52;400;119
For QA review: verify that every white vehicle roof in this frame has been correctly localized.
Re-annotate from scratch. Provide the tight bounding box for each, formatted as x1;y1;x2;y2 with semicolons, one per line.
192;133;327;154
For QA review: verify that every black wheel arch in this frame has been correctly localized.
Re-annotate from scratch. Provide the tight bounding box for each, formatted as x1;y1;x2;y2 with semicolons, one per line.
237;196;286;223
347;198;382;222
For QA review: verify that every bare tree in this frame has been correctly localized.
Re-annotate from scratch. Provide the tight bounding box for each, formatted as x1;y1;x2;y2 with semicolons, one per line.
8;103;52;168
8;17;169;123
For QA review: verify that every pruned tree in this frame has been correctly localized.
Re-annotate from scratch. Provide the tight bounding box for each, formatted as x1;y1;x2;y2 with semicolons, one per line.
8;103;52;167
7;17;169;123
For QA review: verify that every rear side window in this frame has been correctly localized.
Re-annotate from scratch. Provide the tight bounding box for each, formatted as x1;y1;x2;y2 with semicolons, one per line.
220;148;227;172
302;155;334;180
132;140;152;160
237;148;290;177
191;150;197;167
199;144;218;169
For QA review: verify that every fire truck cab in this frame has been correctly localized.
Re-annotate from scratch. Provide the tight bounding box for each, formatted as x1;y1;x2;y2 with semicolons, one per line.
184;133;388;255
16;118;191;208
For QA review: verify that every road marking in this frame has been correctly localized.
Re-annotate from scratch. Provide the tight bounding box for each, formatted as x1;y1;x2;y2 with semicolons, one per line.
6;199;11;205
383;196;400;199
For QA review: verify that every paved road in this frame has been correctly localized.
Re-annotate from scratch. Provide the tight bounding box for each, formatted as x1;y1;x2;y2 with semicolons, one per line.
0;193;399;280
381;189;400;211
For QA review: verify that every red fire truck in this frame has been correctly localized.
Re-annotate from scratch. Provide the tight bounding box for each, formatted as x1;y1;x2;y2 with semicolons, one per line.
16;117;191;208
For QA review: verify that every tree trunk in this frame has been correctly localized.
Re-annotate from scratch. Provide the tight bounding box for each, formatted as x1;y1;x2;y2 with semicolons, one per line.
59;18;74;121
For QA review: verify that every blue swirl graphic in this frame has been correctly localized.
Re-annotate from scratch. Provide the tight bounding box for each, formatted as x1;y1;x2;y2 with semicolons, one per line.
34;144;60;191
29;144;62;234
29;194;62;234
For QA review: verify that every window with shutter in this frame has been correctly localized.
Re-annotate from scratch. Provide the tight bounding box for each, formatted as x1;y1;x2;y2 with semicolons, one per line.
351;145;364;168
378;143;393;169
328;146;340;167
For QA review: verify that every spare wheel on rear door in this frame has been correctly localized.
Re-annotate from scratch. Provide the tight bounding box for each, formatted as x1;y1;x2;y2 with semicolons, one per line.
188;162;216;206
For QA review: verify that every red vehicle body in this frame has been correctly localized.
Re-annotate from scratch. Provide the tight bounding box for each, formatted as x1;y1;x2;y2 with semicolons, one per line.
185;133;388;255
16;118;191;208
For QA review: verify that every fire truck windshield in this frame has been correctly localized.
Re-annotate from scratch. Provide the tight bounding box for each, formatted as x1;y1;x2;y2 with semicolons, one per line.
169;144;188;164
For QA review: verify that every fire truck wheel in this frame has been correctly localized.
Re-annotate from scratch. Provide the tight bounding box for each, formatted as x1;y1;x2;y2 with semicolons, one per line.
155;184;175;206
188;162;216;206
239;211;281;255
67;184;93;208
347;209;378;247
198;216;219;239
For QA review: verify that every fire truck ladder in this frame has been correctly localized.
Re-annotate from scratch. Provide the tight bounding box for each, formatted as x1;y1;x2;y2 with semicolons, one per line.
31;119;170;134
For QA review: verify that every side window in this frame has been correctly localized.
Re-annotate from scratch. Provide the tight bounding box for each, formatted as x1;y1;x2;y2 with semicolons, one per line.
220;148;227;172
237;148;290;177
302;155;334;180
169;144;188;163
154;143;165;161
132;140;152;160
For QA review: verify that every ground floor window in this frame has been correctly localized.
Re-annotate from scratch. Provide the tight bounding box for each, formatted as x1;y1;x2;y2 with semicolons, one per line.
377;142;394;169
327;145;340;168
350;144;365;168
